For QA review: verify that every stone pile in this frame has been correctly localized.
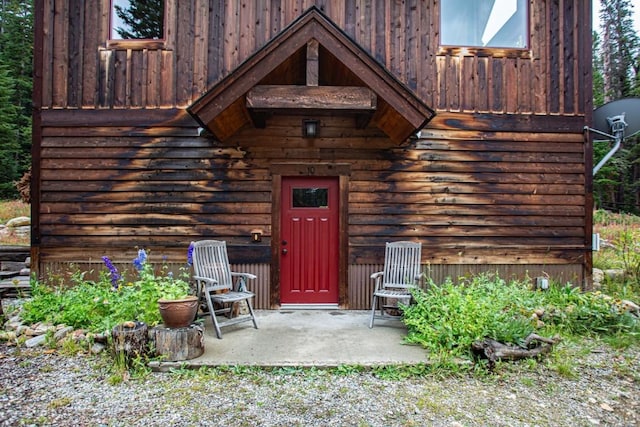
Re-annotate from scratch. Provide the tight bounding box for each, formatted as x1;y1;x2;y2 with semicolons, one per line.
0;215;30;240
1;306;108;354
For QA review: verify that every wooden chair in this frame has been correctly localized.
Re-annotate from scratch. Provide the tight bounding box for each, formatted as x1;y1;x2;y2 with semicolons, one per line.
191;240;258;339
369;241;423;328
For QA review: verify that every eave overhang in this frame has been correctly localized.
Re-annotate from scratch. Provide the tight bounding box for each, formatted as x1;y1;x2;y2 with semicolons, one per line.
188;6;435;144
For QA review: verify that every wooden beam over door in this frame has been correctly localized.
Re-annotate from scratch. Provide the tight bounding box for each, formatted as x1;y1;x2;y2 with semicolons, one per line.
246;85;377;110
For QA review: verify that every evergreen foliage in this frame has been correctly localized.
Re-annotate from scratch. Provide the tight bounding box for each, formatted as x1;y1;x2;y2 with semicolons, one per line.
114;0;164;40
593;0;640;214
0;0;32;199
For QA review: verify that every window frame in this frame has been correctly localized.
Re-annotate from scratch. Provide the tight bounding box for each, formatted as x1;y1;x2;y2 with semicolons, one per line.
438;0;530;56
108;0;167;49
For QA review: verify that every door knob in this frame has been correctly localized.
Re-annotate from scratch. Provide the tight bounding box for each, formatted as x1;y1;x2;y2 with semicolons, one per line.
282;248;288;255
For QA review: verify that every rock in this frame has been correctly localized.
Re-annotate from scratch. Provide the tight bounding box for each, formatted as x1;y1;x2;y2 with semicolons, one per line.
91;343;106;354
620;299;639;316
1;261;24;272
600;402;614;412
13;226;30;237
0;331;16;341
28;324;55;337
5;320;22;332
54;326;74;342
72;329;87;342
604;269;625;280
592;268;604;285
92;333;109;344
19;268;30;276
25;334;47;348
5;216;30;227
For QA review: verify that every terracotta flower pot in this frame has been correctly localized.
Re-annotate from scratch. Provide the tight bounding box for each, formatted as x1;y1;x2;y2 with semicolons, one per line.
157;296;199;328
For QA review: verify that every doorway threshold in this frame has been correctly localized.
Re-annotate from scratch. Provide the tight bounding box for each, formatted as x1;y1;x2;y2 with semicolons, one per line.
280;304;339;310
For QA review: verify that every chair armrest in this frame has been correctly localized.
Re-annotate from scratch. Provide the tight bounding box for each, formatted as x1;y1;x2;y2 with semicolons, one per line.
231;272;256;292
193;275;218;286
231;272;257;280
370;271;383;280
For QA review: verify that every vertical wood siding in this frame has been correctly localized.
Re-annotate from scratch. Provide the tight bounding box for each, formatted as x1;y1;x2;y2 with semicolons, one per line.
348;264;583;310
38;0;591;116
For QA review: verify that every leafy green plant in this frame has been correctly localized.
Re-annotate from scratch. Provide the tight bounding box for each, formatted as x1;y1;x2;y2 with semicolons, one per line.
21;248;193;332
402;273;640;366
403;274;538;357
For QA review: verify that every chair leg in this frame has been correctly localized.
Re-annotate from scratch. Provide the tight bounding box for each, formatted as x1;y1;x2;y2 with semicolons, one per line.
204;291;223;339
369;294;378;328
246;299;258;329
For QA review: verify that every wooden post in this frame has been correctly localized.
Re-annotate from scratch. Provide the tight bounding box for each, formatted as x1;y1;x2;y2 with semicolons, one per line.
150;324;205;362
111;321;149;364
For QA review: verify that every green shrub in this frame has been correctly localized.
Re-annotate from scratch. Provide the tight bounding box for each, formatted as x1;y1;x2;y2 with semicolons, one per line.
21;249;193;333
402;273;639;364
403;274;539;358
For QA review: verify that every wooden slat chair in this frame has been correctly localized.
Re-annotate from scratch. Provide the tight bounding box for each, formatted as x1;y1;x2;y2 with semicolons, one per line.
369;241;423;328
191;240;258;339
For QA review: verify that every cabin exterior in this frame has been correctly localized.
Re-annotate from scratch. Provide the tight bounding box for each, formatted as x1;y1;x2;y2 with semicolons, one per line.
32;1;593;309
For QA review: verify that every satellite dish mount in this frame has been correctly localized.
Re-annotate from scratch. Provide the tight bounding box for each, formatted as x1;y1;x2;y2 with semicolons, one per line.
585;98;640;176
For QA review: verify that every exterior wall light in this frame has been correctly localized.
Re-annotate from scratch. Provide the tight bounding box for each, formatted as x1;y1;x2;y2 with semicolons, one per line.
251;229;263;243
303;120;319;138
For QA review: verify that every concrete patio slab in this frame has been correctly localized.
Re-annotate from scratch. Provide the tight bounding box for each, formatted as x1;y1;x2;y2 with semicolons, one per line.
150;310;428;370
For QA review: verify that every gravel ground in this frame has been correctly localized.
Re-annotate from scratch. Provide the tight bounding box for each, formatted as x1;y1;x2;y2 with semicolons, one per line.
0;341;638;427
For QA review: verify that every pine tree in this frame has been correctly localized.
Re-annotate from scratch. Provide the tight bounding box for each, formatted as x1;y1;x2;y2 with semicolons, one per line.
0;0;32;198
114;0;164;40
0;65;20;198
599;0;639;102
594;0;640;213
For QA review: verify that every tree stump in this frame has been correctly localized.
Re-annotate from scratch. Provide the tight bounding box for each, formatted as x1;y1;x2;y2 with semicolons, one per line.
111;321;149;364
150;324;205;362
472;333;561;369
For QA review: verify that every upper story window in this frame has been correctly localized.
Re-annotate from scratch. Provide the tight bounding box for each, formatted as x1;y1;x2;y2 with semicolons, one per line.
440;0;528;49
110;0;165;41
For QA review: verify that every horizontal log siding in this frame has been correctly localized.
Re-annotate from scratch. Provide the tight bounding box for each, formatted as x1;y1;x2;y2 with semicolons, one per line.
38;0;591;116
36;107;588;303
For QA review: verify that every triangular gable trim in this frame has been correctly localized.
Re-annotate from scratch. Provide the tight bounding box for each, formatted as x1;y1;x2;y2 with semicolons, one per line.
188;6;435;143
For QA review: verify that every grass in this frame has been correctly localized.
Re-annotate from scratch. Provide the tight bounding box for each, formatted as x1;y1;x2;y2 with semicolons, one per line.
0;199;29;223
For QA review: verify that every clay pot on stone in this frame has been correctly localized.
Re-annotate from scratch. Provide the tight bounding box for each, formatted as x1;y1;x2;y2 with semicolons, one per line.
157;296;199;328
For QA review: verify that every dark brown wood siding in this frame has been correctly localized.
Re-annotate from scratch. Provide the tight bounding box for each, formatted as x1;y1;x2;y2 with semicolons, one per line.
37;108;589;307
33;0;593;307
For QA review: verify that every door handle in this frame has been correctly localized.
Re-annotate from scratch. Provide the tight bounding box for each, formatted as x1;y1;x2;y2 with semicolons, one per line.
282;248;288;255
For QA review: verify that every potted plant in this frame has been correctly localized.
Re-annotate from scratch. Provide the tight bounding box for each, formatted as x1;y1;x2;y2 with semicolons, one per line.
103;249;198;329
133;249;198;329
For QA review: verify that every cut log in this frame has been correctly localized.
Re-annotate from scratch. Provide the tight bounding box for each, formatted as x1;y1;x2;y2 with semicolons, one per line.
111;321;149;364
150;324;205;362
472;333;561;369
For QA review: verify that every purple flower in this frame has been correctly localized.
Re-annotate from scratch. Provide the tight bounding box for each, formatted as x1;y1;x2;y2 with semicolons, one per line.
187;242;194;266
102;256;121;290
133;249;147;271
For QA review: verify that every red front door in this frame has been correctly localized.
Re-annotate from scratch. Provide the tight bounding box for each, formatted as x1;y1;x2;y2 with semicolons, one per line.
280;177;339;305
